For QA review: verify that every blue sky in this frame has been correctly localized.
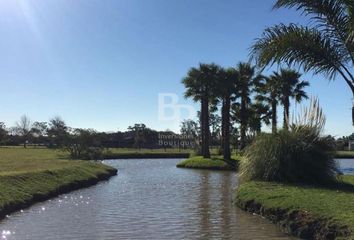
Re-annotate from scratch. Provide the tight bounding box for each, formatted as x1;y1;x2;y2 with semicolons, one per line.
0;0;352;137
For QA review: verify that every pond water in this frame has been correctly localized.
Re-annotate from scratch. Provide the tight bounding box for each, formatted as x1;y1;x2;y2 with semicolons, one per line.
337;158;354;175
0;158;325;240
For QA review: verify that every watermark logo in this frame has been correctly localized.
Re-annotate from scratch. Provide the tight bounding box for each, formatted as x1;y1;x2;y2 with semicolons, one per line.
158;133;196;148
158;93;196;123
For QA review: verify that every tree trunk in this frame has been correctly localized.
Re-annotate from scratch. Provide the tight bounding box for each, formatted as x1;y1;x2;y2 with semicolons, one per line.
221;100;225;154
201;96;210;158
352;102;354;126
240;96;247;150
200;99;205;156
272;99;277;134
283;97;290;130
352;104;354;126
222;98;231;161
204;98;211;158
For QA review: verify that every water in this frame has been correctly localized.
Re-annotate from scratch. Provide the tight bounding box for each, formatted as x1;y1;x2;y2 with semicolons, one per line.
338;158;354;175
0;159;297;240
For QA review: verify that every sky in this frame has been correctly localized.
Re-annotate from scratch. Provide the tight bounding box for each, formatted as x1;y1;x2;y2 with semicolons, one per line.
0;0;352;137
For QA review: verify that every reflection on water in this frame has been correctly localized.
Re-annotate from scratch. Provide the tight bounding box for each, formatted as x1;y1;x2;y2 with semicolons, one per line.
0;159;294;240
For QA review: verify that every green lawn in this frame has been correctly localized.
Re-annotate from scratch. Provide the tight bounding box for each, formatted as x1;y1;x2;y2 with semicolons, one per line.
236;176;354;238
336;151;354;158
106;147;192;154
103;147;193;159
0;147;82;174
176;155;240;171
0;147;116;217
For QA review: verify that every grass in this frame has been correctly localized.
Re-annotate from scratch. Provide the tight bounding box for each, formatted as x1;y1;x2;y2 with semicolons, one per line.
336;151;354;159
106;148;192;154
0;147;117;218
103;147;192;159
176;155;240;171
236;176;354;238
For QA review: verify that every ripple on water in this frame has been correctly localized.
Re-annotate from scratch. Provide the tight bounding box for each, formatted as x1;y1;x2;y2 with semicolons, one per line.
0;159;296;240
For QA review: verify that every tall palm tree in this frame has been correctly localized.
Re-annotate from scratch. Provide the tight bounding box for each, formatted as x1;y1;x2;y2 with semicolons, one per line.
276;69;309;130
182;63;220;158
216;67;238;161
256;75;281;133
251;0;354;125
235;62;262;150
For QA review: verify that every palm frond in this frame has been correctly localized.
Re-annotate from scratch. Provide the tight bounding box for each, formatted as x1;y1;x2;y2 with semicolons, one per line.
251;24;346;80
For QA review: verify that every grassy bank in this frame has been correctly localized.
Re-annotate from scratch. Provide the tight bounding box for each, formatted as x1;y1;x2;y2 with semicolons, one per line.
176;155;240;171
102;148;191;159
236;176;354;239
336;151;354;159
0;147;117;219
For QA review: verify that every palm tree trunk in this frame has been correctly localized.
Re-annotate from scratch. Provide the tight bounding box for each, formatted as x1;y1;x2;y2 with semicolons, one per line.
240;96;247;150
200;97;206;157
283;97;290;130
221;100;225;153
272;99;277;134
222;98;231;161
203;97;211;158
352;104;354;126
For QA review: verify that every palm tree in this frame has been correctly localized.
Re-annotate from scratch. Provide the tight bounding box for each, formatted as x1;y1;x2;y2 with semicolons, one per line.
235;62;262;150
182;63;220;158
216;67;238;161
256;75;281;133
276;69;309;130
248;102;271;134
251;0;354;125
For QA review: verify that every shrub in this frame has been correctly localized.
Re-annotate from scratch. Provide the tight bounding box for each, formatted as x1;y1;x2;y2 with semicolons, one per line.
62;129;103;160
239;99;338;185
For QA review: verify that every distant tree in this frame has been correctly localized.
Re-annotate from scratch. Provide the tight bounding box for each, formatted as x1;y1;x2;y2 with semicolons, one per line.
180;119;200;150
209;112;221;147
0;122;7;145
256;74;282;133
15;115;33;148
31;122;48;145
47;116;68;148
63;128;103;159
230;125;239;152
180;119;199;139
276;69;309;130
128;124;148;149
248;102;270;135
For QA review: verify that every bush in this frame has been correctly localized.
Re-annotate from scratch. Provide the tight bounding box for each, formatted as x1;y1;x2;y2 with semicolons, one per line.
62;129;104;160
239;99;338;185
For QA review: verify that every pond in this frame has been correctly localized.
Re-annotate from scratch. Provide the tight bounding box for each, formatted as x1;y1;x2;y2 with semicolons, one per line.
2;158;336;240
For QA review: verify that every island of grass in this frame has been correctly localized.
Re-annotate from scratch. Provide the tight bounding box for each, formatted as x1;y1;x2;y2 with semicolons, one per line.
0;147;117;219
176;155;240;171
235;176;354;239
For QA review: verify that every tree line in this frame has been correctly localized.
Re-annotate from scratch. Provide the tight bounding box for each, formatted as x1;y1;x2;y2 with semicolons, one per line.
0;117;195;158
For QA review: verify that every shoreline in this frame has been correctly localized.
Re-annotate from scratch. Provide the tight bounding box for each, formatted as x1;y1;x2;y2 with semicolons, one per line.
236;198;349;239
235;178;354;239
0;163;117;220
103;152;190;159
